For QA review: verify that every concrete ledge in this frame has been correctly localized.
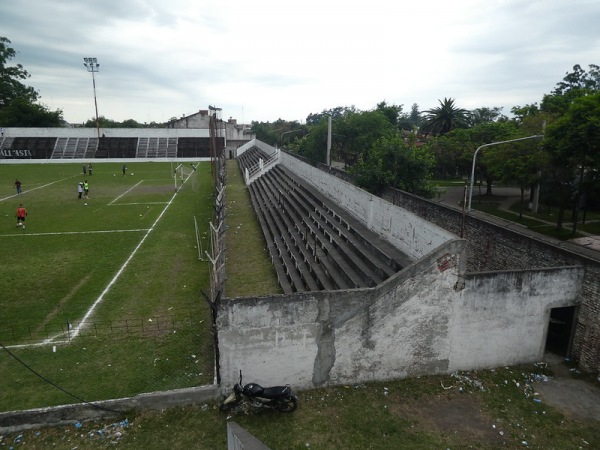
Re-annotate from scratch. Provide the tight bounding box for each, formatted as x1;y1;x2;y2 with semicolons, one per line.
227;422;270;449
0;384;220;434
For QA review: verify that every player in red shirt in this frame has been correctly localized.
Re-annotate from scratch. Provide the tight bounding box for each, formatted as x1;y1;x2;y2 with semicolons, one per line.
16;204;27;229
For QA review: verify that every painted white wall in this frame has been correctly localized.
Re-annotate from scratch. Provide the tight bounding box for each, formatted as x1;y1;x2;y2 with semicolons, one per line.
448;268;584;369
279;151;455;259
218;252;583;390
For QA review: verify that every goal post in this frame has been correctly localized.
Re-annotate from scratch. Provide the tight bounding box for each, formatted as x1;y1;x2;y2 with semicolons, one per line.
173;163;198;191
194;215;205;261
174;163;183;191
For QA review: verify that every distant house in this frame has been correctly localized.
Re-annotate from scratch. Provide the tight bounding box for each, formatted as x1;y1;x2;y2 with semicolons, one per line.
167;109;255;159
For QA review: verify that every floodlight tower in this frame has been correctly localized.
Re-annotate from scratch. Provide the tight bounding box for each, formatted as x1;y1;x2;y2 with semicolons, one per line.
83;57;101;138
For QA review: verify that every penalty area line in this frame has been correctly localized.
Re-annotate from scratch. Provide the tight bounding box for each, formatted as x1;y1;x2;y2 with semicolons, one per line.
0;175;79;203
52;168;195;343
108;180;144;205
4;169;197;350
110;201;169;206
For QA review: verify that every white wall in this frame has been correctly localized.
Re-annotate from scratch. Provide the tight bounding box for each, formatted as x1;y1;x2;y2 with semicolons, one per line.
449;267;585;369
280;151;455;260
218;239;583;390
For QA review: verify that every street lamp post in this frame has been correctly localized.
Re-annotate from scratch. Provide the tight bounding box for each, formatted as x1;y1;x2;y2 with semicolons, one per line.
83;57;100;139
280;129;303;146
467;134;544;212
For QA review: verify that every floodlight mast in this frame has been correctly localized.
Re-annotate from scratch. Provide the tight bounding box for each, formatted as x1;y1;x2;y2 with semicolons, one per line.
83;57;101;139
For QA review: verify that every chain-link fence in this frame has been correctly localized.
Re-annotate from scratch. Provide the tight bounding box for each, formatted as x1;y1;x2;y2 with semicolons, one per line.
0;310;213;413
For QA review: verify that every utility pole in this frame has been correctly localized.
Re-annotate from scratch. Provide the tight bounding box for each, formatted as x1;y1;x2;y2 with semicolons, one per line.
326;115;332;166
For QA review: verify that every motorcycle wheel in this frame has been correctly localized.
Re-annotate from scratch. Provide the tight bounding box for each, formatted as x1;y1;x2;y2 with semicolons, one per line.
220;400;239;412
219;393;240;412
276;396;298;412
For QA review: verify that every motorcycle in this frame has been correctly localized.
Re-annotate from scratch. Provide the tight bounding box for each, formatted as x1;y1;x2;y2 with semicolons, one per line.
220;370;298;413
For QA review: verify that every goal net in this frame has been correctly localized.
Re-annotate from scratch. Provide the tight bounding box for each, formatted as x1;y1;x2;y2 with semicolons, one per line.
173;162;198;191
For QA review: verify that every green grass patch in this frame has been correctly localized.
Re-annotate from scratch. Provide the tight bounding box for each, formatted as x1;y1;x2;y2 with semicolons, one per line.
0;162;214;411
6;364;600;449
431;179;468;187
224;160;281;298
470;196;592;240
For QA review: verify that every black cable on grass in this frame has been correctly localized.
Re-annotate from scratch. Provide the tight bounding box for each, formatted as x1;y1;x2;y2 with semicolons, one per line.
0;342;123;414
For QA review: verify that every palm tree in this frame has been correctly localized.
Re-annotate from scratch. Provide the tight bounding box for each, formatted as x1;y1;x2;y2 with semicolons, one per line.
420;97;471;135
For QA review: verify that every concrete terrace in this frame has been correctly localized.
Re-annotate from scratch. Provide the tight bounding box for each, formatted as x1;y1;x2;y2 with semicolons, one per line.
238;146;411;293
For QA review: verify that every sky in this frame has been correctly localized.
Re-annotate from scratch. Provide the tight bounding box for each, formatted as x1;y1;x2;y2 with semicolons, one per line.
1;0;599;126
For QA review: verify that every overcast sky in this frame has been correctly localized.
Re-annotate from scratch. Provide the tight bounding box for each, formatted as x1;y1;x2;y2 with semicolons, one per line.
2;0;599;125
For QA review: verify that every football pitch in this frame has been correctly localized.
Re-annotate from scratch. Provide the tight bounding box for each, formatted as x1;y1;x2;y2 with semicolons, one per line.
0;162;215;411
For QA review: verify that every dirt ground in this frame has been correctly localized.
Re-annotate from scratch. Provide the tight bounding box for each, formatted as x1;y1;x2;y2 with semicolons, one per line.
404;352;600;446
533;353;600;421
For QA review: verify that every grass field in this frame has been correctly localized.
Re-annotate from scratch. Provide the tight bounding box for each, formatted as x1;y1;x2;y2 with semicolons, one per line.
0;161;215;411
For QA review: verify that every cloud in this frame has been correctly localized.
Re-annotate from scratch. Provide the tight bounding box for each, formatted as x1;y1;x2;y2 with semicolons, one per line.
1;0;599;124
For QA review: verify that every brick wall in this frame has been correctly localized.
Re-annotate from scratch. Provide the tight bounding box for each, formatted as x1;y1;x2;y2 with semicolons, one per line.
382;186;600;374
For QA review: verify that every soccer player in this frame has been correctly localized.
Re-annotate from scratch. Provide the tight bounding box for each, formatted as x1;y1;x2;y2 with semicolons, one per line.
14;178;22;194
84;180;89;198
16;203;27;229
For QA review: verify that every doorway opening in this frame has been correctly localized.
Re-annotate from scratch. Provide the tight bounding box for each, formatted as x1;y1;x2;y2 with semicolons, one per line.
545;306;577;357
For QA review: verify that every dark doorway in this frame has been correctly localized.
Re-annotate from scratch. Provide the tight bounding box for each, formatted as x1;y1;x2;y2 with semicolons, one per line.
545;306;577;357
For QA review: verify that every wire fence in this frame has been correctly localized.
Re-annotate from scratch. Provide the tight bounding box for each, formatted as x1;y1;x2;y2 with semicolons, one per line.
0;311;213;413
0;314;204;345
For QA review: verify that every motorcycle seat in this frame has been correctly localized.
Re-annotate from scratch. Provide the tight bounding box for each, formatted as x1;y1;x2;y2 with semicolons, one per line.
248;384;292;399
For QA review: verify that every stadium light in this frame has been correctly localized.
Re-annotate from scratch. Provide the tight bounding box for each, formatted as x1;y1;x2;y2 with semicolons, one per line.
83;57;101;139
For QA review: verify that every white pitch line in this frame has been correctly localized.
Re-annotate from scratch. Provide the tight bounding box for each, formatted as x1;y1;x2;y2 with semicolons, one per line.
48;168;196;343
108;180;144;205
0;229;149;238
110;202;169;206
0;175;78;203
4;171;194;350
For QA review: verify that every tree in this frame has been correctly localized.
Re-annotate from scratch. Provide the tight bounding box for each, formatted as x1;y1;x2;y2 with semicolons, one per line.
426;121;519;193
351;134;435;197
484;137;547;218
536;64;600;230
250;119;307;147
295;119;328;164
0;36;63;126
544;91;600;229
295;107;396;167
469;106;507;126
0;97;62;127
0;37;38;108
305;106;351;126
542;64;600;116
552;64;600;96
333;109;395;167
375;101;403;127
398;103;421;130
426;128;473;179
511;103;540;124
420;98;471;135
